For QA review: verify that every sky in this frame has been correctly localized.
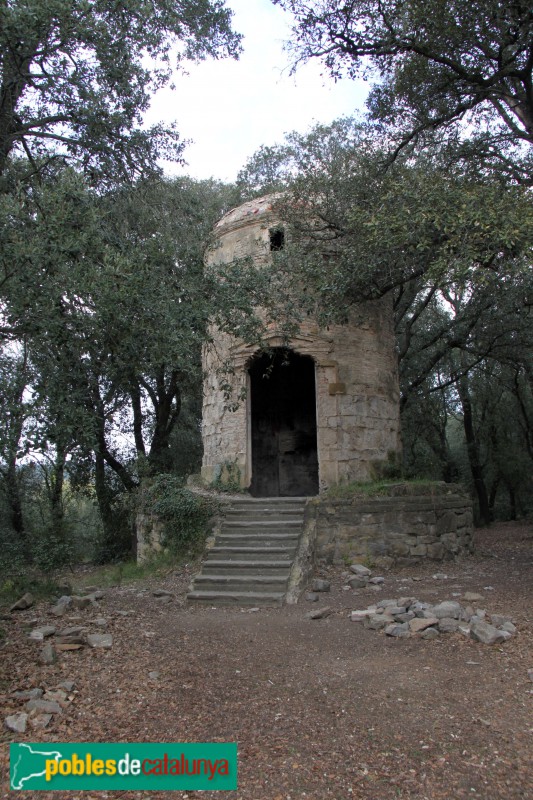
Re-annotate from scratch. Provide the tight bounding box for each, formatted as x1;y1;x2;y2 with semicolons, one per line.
145;0;368;182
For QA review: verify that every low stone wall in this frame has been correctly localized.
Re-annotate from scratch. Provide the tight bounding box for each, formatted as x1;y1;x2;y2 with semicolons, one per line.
306;483;473;567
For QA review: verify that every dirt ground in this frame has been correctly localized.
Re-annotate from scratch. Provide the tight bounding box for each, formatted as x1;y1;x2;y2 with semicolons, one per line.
1;520;532;800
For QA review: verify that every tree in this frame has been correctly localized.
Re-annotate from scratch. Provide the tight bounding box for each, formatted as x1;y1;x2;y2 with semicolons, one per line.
0;0;241;182
274;1;533;174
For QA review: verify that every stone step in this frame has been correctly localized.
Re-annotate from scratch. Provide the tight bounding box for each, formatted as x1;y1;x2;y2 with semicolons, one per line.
216;533;299;543
188;497;307;606
221;519;303;529
201;560;292;575
209;546;296;560
186;590;285;607
193;574;289;593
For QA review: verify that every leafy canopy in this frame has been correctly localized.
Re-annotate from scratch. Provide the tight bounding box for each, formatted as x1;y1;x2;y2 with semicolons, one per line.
0;0;242;181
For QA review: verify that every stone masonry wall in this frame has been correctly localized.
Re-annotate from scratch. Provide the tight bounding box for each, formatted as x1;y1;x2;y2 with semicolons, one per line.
307;484;474;566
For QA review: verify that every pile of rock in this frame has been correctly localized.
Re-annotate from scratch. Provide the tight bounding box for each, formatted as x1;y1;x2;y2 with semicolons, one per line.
351;597;516;644
343;563;385;589
5;681;76;733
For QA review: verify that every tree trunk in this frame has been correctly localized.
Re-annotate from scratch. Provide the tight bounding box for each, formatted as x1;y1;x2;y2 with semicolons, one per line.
457;375;491;525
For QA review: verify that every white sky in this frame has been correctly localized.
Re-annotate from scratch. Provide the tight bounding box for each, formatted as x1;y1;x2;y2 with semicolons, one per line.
145;0;368;182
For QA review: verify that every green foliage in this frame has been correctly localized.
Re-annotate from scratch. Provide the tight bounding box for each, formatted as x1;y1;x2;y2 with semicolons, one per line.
323;478;440;500
275;0;533;178
211;461;244;493
141;475;218;554
0;0;242;182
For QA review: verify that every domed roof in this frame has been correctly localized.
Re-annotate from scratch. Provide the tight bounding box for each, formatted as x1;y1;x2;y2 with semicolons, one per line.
213;194;282;237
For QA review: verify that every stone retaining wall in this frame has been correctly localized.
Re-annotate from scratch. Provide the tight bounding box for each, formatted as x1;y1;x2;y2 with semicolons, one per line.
306;484;473;567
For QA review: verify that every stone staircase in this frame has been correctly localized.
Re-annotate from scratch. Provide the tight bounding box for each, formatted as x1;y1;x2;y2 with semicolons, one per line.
187;497;307;606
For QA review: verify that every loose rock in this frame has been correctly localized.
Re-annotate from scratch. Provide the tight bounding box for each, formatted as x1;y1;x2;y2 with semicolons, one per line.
29;625;56;641
152;589;173;597
307;606;332;620
409;617;439;633
10;593;34;612
39;643;57;665
305;592;319;602
470;620;510;645
432;601;462;619
421;628;440;640
30;714;52;730
311;579;331;593
369;577;385;585
350;564;371;577
5;712;28;733
347;576;368;589
86;633;113;648
463;592;484;602
25;699;62;714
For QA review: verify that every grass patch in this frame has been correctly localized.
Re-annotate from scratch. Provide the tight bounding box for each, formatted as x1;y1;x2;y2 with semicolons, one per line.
323;478;444;500
71;551;187;593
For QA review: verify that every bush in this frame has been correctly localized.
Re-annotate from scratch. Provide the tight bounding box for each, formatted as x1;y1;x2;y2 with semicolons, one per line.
141;475;218;554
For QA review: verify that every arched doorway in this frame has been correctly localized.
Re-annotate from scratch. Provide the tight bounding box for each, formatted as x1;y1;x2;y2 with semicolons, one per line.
249;348;319;497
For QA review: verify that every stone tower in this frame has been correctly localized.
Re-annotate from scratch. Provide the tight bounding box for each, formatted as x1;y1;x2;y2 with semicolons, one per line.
201;195;401;496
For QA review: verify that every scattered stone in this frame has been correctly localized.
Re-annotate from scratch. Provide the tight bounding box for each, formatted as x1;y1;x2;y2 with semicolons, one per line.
475;608;487;619
364;614;394;631
438;617;459;633
14;688;43;700
39;643;57;665
369;577;385;585
311;579;331;593
394;612;415;623
461;606;475;621
29;625;56;641
501;621;517;634
350;609;375;622
154;595;172;604
385;622;410;638
71;595;95;610
463;592;484;602
59;626;85;637
57;681;75;692
115;610;133;616
433;573;448;580
305;592;319;602
458;624;471;636
148;671;160;680
86;633;113;649
411;576;423;582
470;620;510;645
421;628;440;640
83;585;98;593
30;714;52;730
152;589;173;597
5;712;28;733
43;689;67;703
432;601;462;619
25;699;62;714
56;635;85;646
9;592;34;612
368;584;383;592
56;643;83;651
307;606;332;620
347;576;369;589
94;618;108;627
93;590;105;600
490;614;512;628
50;596;72;617
527;669;533;682
409;617;438;633
349;564;371;577
376;599;399;609
398;597;416;608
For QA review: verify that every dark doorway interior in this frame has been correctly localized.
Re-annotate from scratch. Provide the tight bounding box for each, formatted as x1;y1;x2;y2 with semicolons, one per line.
249;349;319;497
